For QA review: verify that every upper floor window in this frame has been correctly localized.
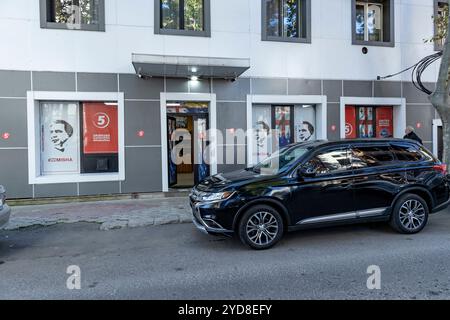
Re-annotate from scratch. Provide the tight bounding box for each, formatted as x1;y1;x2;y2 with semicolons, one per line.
40;0;105;31
434;0;448;51
352;0;394;47
155;0;211;37
261;0;311;43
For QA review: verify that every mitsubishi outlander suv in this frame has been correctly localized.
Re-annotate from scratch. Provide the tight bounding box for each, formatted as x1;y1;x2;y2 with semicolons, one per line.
190;139;450;250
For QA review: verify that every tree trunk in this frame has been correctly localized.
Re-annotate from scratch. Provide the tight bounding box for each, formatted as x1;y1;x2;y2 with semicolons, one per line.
429;0;450;166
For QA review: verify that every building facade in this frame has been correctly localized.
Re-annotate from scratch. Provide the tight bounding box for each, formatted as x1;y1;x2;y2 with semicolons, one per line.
0;0;445;199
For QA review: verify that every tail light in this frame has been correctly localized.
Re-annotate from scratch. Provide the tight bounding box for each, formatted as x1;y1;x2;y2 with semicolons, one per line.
433;164;448;174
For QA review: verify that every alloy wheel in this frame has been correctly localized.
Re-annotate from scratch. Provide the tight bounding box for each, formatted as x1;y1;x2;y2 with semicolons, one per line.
399;199;426;231
246;211;279;246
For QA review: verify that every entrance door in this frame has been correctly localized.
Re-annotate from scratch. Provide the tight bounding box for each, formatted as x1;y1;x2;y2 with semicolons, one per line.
166;102;210;188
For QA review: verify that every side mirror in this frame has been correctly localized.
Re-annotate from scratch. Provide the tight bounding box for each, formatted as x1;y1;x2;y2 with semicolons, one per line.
297;166;317;179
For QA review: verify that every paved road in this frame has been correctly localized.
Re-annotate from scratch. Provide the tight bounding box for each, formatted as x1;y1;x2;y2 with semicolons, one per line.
1;210;450;300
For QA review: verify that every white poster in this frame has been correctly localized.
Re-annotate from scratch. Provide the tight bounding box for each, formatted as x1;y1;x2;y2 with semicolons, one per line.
40;102;80;175
252;105;273;164
294;105;316;142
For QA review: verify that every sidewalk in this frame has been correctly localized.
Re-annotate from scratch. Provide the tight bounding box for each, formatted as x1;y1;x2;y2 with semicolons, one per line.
2;196;192;231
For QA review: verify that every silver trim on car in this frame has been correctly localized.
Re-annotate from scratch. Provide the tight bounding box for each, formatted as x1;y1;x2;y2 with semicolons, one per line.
297;208;388;225
191;202;232;234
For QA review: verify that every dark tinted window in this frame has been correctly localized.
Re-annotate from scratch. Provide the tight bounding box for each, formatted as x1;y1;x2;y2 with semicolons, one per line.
303;148;351;175
351;145;395;168
390;144;434;162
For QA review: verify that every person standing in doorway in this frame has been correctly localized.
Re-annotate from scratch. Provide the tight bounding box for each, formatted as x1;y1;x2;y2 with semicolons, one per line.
404;126;423;145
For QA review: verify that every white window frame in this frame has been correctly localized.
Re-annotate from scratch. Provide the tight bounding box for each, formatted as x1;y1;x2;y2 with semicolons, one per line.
356;2;384;42
246;94;328;166
27;91;125;185
339;97;406;140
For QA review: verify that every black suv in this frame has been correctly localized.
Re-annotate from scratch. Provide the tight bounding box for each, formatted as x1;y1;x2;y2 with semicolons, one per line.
190;139;450;250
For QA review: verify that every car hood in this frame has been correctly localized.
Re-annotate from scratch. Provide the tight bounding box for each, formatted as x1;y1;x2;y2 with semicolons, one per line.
195;169;275;192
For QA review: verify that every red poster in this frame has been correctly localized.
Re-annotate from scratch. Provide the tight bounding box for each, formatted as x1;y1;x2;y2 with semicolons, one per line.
345;106;357;139
83;102;118;154
376;106;393;138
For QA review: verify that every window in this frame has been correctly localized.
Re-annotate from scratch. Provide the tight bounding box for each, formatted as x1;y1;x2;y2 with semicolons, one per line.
27;92;125;185
303;149;351;175
155;0;211;37
262;0;311;43
252;104;316;164
351;145;395;168
352;0;394;47
39;102;119;176
434;0;448;51
253;144;311;175
390;144;434;162
40;0;105;31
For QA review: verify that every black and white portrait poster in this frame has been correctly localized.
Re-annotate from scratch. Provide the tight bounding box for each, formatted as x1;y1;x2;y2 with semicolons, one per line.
40;102;80;175
294;105;316;142
252;105;273;164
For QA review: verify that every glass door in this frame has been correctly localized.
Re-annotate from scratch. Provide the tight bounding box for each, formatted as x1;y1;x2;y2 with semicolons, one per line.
193;115;210;184
167;116;178;187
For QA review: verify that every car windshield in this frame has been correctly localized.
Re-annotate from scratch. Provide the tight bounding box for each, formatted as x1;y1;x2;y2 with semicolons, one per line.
252;145;311;175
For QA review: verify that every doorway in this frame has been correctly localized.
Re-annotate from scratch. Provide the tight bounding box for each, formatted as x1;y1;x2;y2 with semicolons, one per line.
167;102;210;188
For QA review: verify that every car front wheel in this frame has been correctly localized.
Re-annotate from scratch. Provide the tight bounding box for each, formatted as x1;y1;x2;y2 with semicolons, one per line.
238;205;284;250
390;194;429;234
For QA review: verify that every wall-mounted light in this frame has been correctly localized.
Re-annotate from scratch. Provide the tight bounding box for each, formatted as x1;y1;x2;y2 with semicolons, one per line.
191;67;198;73
190;75;199;81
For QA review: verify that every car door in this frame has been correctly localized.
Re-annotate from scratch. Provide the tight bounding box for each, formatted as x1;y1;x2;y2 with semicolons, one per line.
288;146;356;225
350;143;405;216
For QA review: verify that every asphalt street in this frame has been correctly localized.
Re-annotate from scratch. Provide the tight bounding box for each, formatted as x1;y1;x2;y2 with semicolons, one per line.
1;210;450;299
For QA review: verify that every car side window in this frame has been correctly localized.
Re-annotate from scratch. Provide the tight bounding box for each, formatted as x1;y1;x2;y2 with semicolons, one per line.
390;144;432;162
303;148;351;175
351;145;395;169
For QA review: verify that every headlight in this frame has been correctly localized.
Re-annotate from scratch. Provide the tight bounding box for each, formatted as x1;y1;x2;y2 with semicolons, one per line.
201;191;235;202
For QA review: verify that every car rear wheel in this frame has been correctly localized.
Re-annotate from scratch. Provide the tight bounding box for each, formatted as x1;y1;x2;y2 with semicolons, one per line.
390;194;429;234
238;205;284;250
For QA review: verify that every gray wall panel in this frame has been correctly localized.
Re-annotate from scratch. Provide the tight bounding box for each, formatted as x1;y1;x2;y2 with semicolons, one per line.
77;73;118;92
327;103;341;141
406;105;434;142
32;72;76;92
343;80;373;97
166;78;189;93
0;149;32;199
217;102;247;134
403;82;435;104
213;78;250;101
34;183;78;198
0;70;31;97
121;147;162;193
252;78;287;95
0;99;28;148
323;80;342;103
119;74;164;99
189;79;211;93
288;79;321;95
217;144;246;166
374;81;401;98
79;181;120;196
124;101;161;146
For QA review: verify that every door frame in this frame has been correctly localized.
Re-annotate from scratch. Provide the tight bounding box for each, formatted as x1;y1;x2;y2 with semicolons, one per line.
160;93;217;192
432;118;442;158
340;97;406;139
